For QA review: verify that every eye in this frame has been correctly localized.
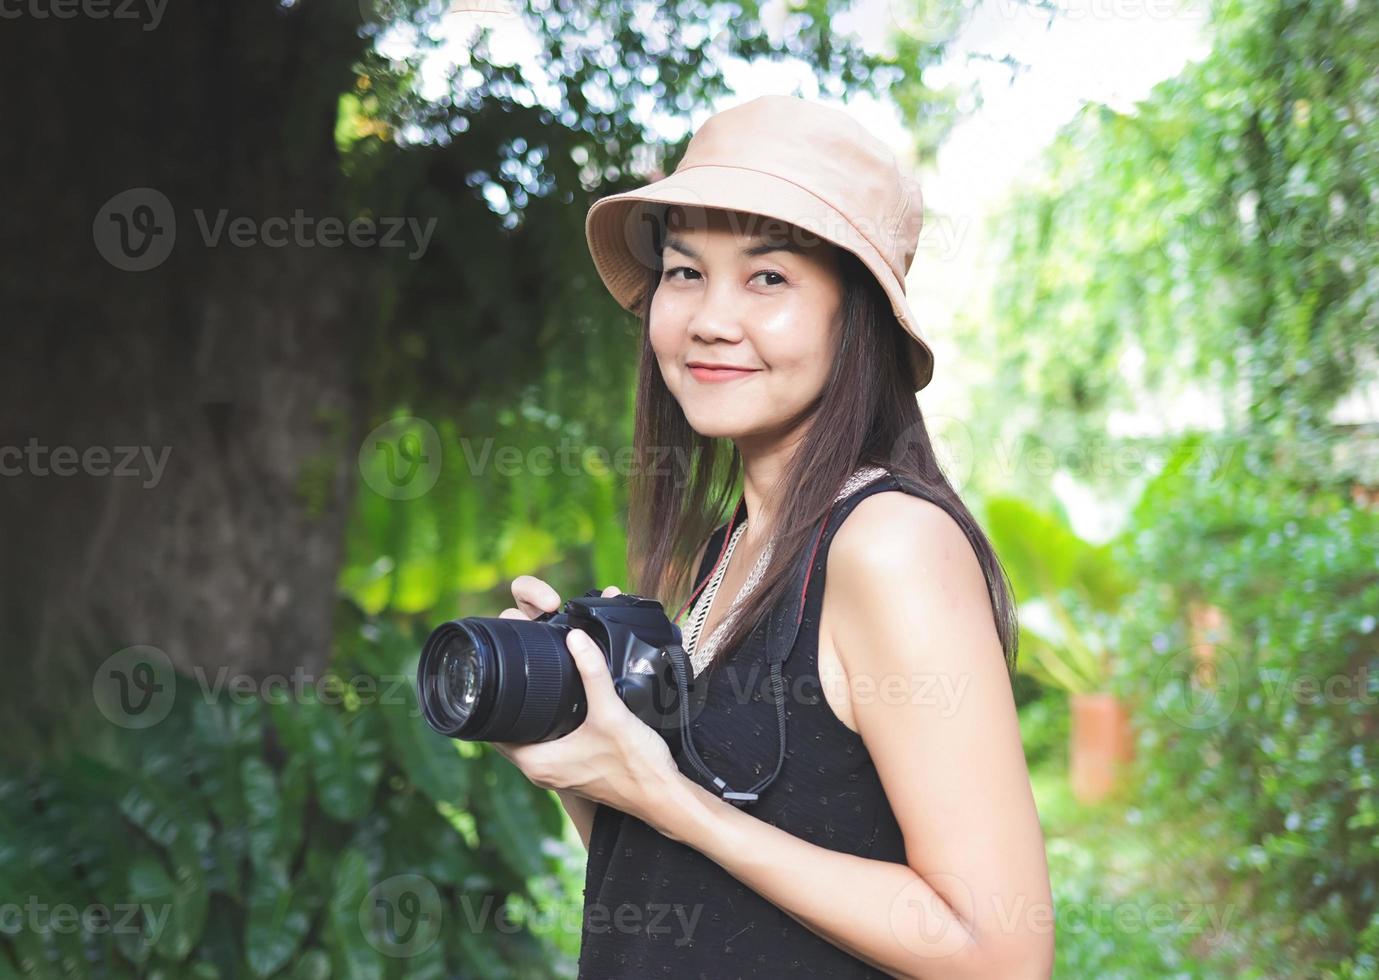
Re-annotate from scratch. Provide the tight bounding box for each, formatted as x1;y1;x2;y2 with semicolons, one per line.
661;267;787;286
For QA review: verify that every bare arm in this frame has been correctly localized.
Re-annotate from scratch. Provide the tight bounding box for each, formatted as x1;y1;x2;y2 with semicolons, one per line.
556;790;598;850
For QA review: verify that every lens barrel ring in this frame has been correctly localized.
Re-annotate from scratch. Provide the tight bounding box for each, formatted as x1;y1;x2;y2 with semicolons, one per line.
486;618;571;742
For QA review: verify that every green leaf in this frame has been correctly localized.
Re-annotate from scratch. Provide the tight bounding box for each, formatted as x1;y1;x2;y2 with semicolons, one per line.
384;702;465;807
239;753;308;877
289;950;331;980
324;850;385;980
474;752;558;883
118;772;210;962
127;853;208;963
245;863;311;978
379;790;479;888
310;707;385;823
242;757;286;870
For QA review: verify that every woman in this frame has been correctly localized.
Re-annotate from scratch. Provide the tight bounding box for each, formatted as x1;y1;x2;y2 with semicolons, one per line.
493;95;1054;978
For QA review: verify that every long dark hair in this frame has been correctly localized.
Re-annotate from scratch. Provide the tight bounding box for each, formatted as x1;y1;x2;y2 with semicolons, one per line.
625;205;1019;676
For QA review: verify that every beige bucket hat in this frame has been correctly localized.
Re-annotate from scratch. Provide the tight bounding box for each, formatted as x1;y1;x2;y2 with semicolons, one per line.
584;94;934;391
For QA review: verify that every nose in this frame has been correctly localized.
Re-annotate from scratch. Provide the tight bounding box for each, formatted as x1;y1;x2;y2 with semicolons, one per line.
686;278;747;345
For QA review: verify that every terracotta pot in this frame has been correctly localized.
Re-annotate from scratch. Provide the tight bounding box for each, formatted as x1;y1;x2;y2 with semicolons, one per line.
1069;691;1136;804
1187;600;1229;672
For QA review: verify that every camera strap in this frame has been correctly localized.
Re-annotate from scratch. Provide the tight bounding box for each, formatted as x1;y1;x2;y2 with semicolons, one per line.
669;503;837;808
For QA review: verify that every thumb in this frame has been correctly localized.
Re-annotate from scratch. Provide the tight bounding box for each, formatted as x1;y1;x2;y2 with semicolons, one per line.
565;628;617;706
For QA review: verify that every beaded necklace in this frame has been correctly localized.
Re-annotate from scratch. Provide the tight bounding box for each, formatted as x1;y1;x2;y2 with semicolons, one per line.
679;465;889;676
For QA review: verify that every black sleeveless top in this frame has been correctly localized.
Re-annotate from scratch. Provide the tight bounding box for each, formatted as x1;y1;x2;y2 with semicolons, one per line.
577;472;919;978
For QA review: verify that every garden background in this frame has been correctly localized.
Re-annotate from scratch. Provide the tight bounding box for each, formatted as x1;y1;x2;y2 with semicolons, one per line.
2;0;1376;976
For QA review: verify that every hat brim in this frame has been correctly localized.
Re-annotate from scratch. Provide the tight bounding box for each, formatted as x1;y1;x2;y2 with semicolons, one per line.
584;164;934;392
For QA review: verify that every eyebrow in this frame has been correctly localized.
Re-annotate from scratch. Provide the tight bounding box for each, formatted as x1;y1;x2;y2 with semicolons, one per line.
661;234;808;261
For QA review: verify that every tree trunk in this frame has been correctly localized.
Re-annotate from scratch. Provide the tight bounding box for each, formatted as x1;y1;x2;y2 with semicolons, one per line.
1;2;370;746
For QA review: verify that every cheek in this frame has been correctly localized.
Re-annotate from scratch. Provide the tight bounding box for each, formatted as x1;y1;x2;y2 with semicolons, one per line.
647;322;680;381
647;315;674;355
647;293;681;353
751;313;835;373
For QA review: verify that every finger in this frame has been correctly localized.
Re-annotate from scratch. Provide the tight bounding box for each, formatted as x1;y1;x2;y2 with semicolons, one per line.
512;574;561;619
498;607;527;620
565;628;618;710
601;585;622;597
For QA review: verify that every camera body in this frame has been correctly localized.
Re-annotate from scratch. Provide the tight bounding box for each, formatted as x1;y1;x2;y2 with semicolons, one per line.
416;591;693;747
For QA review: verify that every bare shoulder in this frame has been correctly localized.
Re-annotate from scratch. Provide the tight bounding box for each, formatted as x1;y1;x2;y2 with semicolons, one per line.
829;489;983;590
825;489;994;670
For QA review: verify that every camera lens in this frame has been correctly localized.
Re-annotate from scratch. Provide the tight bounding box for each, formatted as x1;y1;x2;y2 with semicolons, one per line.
417;617;587;742
436;632;483;728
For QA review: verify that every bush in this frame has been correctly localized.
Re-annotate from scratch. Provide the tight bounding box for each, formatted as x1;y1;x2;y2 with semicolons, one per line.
1110;432;1379;976
0;609;575;979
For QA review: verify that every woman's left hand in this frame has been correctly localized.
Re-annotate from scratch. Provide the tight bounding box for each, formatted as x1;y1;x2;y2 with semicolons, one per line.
491;590;682;826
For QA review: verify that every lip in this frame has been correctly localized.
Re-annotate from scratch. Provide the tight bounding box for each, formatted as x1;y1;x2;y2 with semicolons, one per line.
687;362;761;383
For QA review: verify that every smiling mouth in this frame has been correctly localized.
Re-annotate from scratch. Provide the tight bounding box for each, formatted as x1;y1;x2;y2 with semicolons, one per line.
687;365;760;383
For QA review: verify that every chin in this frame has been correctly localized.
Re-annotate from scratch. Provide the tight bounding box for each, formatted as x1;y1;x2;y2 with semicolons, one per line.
678;405;777;438
680;405;761;441
683;417;743;440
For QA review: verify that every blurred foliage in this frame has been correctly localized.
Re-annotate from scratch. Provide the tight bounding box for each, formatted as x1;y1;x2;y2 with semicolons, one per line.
0;611;576;979
983;495;1135;694
1110;434;1379;976
345;414;629;616
981;0;1379;493
977;0;1379;972
1028;755;1226;979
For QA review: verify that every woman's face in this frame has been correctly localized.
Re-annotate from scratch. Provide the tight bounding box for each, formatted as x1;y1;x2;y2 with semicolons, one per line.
648;205;844;443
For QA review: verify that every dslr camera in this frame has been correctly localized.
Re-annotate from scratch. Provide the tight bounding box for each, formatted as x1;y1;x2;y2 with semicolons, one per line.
416;591;694;746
